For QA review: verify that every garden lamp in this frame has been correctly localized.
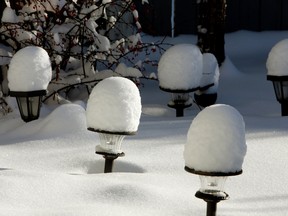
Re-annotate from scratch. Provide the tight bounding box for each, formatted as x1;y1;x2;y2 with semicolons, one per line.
9;90;47;122
266;39;288;116
7;46;52;122
86;77;141;173
184;104;247;216
158;44;203;117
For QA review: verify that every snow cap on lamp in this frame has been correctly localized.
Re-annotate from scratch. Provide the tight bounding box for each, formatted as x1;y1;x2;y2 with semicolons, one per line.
8;46;52;92
266;38;288;76
158;44;203;92
86;76;142;134
184;104;247;174
198;53;219;91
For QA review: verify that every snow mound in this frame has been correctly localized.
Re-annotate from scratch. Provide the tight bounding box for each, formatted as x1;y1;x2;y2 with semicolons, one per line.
38;104;87;136
8;46;52;91
195;53;220;96
115;63;143;78
158;44;203;91
86;77;142;133
266;39;288;76
1;104;87;141
184;104;247;174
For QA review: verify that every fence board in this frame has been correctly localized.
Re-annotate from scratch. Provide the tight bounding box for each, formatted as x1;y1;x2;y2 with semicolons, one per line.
174;0;197;35
282;1;288;29
260;0;282;30
137;0;288;36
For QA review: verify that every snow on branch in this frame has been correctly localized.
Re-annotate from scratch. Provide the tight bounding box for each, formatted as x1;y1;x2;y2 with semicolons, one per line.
0;0;164;105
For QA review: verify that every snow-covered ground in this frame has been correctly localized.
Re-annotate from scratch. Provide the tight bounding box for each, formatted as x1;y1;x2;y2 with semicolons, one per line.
1;30;288;216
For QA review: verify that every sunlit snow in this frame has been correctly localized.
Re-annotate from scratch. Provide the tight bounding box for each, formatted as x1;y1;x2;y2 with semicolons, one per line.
86;77;142;133
1;31;288;216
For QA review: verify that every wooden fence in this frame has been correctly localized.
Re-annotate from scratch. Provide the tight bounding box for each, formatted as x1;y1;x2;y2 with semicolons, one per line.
136;0;288;36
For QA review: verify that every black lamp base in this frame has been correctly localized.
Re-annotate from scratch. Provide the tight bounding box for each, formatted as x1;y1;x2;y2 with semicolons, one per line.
281;102;288;116
195;191;229;216
96;151;125;173
168;102;192;117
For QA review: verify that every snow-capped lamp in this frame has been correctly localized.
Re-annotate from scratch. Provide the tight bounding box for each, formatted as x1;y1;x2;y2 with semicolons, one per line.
194;53;219;107
266;39;288;116
158;44;207;117
184;104;247;216
7;46;52;122
86;77;142;173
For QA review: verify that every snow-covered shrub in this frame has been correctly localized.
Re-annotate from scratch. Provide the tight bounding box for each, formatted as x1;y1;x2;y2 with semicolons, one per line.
0;0;160;105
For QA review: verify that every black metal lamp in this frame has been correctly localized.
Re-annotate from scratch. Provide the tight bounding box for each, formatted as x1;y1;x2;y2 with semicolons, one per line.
267;75;288;116
194;84;216;108
86;77;142;173
7;46;52;122
184;104;247;216
160;87;197;117
9;90;46;122
161;82;214;116
157;44;204;117
88;128;136;173
185;167;242;216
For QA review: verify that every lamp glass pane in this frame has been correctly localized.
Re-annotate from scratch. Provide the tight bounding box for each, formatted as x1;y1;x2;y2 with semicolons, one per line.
30;96;41;117
273;81;288;102
98;133;125;153
17;97;28;117
282;81;288;100
199;175;227;197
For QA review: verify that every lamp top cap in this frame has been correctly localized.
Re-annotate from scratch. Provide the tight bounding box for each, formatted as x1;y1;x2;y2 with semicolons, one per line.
184;166;243;177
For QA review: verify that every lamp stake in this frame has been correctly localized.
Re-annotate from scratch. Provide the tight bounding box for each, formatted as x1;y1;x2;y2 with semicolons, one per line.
281;102;288;116
206;201;217;216
103;154;119;173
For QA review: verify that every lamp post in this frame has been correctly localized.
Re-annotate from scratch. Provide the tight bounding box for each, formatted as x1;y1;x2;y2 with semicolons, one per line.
184;104;247;216
86;77;142;173
266;39;288;116
168;92;191;117
158;44;203;117
7;46;52;122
